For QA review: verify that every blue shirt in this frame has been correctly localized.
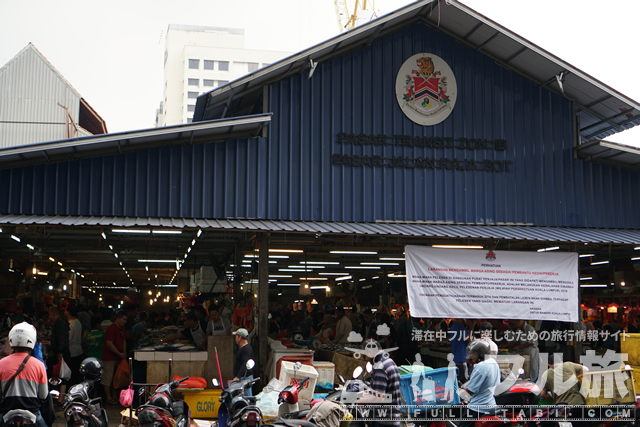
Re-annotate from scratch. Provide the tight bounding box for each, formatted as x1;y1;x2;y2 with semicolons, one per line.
448;322;468;363
466;358;501;413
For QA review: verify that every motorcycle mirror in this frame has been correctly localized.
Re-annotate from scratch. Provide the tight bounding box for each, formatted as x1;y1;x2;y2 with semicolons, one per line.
337;374;345;383
49;378;62;386
294;361;302;371
366;362;373;373
518;368;525;375
138;388;146;396
352;366;363;379
212;378;220;387
246;359;256;370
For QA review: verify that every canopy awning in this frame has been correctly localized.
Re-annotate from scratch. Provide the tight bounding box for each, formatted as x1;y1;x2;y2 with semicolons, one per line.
1;215;639;245
576;139;640;171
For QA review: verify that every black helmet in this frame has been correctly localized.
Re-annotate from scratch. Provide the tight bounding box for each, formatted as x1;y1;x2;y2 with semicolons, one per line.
466;340;491;364
79;357;103;380
150;393;171;408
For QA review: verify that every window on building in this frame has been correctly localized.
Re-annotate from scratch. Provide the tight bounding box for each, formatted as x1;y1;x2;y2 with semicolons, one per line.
188;59;199;69
187;118;193;123
188;78;199;86
217;80;229;87
218;61;229;71
188;91;198;99
204;60;214;70
203;79;214;87
187;105;196;112
248;62;259;72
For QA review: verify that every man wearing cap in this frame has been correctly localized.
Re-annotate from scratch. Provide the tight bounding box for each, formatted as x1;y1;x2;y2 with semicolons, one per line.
232;328;254;395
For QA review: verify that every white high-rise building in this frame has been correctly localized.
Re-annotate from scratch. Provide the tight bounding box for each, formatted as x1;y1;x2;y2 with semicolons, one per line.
157;25;292;127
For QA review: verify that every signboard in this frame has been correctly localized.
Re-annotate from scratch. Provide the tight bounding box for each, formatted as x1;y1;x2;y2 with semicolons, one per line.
395;53;457;125
405;245;579;322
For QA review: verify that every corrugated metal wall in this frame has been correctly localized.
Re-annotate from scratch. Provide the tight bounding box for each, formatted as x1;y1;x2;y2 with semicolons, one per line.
0;139;267;218
0;45;81;148
265;24;640;228
1;25;639;228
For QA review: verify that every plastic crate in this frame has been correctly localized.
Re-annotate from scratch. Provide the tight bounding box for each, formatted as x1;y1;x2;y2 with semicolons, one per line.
313;361;336;386
279;361;319;402
399;366;459;414
181;389;223;419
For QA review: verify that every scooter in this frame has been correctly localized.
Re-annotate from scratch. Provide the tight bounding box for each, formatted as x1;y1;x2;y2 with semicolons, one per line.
2;410;38;427
215;360;263;427
136;376;191;427
48;375;109;427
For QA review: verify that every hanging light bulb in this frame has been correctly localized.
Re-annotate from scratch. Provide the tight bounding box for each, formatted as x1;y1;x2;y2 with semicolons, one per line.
32;267;37;275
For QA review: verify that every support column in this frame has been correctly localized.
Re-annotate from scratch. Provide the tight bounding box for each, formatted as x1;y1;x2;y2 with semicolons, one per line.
257;233;270;378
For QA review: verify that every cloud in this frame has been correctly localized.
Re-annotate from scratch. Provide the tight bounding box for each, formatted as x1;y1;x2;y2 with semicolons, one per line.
377;323;391;336
348;331;363;342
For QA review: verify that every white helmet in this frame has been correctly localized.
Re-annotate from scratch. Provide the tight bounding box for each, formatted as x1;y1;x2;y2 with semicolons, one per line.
9;322;37;349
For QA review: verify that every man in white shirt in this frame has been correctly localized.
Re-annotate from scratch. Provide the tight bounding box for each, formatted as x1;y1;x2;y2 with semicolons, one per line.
65;306;84;385
333;307;352;344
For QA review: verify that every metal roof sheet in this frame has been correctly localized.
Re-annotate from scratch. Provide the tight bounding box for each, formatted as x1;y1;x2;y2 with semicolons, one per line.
194;0;640;143
1;215;638;245
575;139;640;171
0;114;271;169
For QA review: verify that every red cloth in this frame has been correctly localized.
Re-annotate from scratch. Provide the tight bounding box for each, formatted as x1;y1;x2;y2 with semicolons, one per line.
102;323;125;361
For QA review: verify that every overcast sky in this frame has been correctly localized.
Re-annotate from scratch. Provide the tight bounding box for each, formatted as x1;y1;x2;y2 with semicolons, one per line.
1;0;638;146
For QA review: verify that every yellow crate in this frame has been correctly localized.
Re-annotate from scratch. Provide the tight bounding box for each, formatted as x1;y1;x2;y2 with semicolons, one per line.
583;367;636;406
620;333;640;366
181;389;223;419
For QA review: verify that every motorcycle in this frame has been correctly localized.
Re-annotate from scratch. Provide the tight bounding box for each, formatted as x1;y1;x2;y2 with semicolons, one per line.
2;410;38;427
277;362;310;417
50;358;109;427
136;376;191;427
215;360;263;427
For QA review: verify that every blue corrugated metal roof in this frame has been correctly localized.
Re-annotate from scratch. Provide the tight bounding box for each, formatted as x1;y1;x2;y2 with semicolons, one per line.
1;214;638;245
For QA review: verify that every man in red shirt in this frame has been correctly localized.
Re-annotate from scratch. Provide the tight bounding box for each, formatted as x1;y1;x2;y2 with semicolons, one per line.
101;311;127;405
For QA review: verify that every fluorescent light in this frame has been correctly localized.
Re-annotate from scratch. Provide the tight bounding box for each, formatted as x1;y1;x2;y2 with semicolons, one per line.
379;257;404;261
319;272;349;275
635;246;640;250
278;293;283;296
537;246;560;252
288;265;324;269
10;235;20;242
300;261;340;265
277;284;300;287
432;245;483;249
310;285;328;289
591;261;609;265
269;249;303;253
197;229;202;237
361;262;399;266
278;269;307;272
579;254;595;258
269;275;292;278
631;257;640;261
330;250;377;254
388;273;407;277
37;271;48;276
300;277;328;281
580;284;608;288
112;229;151;233
26;244;35;250
345;266;380;269
138;259;181;263
372;276;379;279
335;275;352;281
153;230;182;234
580;277;592;281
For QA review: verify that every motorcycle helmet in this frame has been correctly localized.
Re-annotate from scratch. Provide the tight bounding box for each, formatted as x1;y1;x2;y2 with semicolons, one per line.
150;393;171;408
79;357;103;381
466;339;491;364
9;322;37;349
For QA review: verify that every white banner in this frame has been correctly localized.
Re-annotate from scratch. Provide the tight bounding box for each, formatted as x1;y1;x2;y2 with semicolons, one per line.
405;245;579;322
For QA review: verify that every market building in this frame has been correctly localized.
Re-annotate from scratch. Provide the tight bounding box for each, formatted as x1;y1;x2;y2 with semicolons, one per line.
1;0;639;381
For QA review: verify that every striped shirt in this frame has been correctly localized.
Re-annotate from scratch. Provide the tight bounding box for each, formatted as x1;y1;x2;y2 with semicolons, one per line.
0;353;48;413
370;352;401;426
